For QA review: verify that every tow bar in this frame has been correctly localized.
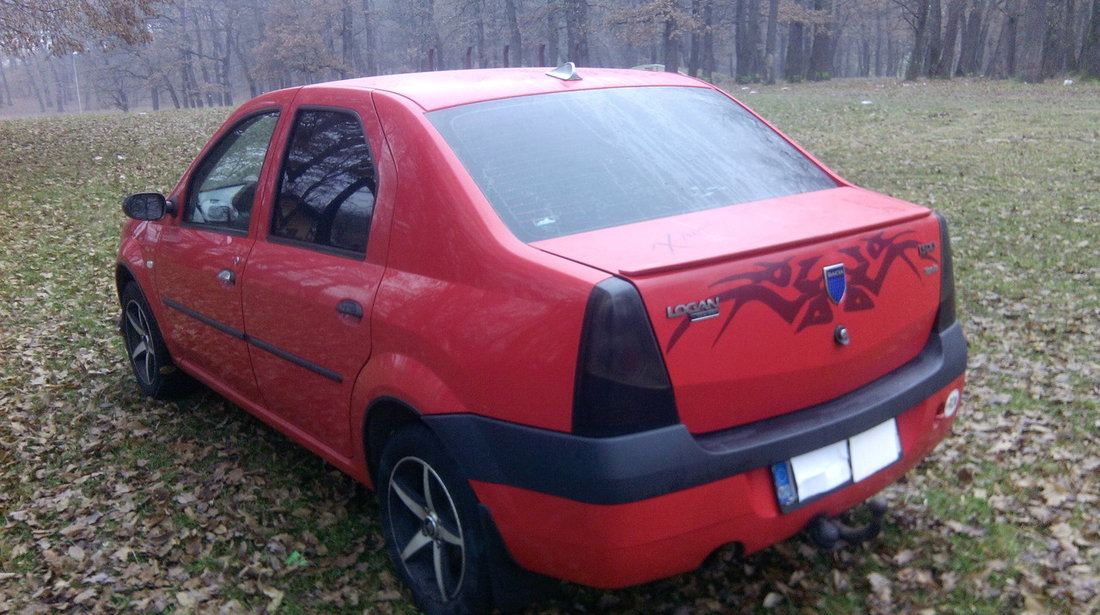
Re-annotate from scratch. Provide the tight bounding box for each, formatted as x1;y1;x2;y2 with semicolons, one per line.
807;498;888;552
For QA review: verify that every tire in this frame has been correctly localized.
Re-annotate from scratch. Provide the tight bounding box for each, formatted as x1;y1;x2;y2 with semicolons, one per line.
378;424;492;615
120;281;190;398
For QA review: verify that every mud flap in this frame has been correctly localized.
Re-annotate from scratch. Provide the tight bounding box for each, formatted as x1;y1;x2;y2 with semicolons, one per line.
478;504;560;613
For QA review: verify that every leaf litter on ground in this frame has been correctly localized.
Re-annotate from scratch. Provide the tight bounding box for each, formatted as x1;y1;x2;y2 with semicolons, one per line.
0;79;1097;614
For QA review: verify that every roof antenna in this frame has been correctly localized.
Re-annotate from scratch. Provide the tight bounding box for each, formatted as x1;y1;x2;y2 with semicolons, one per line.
546;62;582;81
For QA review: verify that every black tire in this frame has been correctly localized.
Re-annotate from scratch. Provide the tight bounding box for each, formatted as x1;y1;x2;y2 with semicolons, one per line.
120;281;190;398
378;424;492;615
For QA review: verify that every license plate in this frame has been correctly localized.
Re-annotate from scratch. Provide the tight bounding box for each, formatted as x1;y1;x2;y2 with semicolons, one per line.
771;418;901;512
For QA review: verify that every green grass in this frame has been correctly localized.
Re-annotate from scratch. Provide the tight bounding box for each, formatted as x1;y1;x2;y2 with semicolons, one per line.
1;79;1098;613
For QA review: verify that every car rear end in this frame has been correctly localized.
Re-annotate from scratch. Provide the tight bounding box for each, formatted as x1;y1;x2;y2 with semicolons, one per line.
416;71;966;588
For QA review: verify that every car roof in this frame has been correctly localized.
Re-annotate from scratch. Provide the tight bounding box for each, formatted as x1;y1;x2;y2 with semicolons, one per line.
300;67;712;112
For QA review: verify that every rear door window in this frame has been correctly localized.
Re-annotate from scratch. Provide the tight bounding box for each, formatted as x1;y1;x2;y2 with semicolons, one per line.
271;109;377;256
429;86;837;242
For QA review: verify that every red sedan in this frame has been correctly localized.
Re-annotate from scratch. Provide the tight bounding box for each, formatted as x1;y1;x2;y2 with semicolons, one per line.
117;65;966;614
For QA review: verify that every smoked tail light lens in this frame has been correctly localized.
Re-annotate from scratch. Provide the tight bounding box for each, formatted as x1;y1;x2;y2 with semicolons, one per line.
572;277;678;437
934;211;958;333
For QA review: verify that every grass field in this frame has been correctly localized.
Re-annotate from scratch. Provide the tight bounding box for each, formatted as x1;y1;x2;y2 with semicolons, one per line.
1;78;1097;614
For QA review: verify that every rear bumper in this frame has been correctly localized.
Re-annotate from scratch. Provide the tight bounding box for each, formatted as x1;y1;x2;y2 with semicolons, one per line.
424;322;966;587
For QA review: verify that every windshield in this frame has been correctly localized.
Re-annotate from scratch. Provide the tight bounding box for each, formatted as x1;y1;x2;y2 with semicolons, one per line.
429;86;838;242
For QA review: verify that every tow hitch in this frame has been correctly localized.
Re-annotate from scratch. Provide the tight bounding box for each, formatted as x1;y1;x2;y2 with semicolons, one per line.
807;498;888;552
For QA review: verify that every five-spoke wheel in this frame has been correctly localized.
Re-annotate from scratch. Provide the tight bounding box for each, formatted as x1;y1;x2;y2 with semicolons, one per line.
379;424;491;615
120;281;188;398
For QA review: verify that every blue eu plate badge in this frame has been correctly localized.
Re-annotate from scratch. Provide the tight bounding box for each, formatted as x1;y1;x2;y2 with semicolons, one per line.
824;263;846;305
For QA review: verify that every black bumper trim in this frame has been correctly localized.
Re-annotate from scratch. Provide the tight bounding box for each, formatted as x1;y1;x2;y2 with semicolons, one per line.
424;322;966;506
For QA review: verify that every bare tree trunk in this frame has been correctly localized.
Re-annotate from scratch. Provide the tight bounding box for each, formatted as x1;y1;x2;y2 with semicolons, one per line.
192;6;215;106
1045;0;1076;72
987;0;1020;78
547;0;561;65
906;0;932;80
23;59;46;112
786;17;807;81
702;0;715;78
1062;0;1077;70
661;15;679;74
1015;0;1046;81
474;0;486;67
808;0;834;80
933;0;966;76
340;1;361;77
927;0;944;74
564;0;589;65
232;30;258;98
221;19;234;105
1081;0;1100;76
506;0;523;67
177;0;200;108
736;0;761;79
0;60;12;106
875;10;886;75
362;0;378;75
764;0;780;82
956;0;984;75
47;56;66;113
689;0;703;76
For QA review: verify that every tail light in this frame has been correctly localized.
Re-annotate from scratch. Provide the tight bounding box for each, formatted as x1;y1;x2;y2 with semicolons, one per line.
934;211;957;332
572;277;678;437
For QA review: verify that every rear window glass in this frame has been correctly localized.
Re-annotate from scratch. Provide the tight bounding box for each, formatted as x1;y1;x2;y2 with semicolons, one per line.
429;86;837;242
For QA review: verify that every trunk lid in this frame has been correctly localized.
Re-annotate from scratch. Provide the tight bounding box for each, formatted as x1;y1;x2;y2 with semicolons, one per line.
533;187;945;434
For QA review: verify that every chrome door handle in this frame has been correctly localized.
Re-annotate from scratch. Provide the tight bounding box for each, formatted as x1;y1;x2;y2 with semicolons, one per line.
216;269;235;285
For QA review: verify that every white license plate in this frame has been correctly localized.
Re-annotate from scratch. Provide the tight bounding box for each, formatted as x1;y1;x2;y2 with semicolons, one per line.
771;418;901;511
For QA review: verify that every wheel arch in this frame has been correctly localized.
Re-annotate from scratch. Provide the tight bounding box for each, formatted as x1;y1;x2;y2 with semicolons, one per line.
115;263;138;300
363;396;422;486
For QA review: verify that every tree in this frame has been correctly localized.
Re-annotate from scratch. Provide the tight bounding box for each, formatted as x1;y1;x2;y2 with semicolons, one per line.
0;0;157;56
1015;0;1047;81
1083;0;1100;76
564;0;590;65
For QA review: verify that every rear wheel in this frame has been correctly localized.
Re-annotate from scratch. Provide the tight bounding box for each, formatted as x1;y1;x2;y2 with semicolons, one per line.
378;424;492;615
120;281;189;398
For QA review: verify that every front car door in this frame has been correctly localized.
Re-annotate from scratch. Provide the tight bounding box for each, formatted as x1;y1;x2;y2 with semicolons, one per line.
242;93;393;458
154;108;282;404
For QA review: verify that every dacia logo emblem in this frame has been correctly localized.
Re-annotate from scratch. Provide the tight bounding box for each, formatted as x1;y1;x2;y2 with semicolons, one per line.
823;263;846;305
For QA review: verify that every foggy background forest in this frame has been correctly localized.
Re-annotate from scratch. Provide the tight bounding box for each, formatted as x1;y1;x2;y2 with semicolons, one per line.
1;0;1099;115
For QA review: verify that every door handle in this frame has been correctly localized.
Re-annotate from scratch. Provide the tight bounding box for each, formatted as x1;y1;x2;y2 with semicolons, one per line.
336;299;364;319
216;269;235;285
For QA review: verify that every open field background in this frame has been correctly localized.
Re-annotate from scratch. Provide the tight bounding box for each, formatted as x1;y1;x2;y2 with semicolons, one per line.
1;78;1097;614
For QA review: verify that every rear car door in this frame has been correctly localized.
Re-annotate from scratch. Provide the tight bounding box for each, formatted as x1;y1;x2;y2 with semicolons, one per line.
154;110;282;403
241;95;391;458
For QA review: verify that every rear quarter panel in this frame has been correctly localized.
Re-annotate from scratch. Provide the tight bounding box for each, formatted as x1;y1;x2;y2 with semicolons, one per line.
354;92;607;433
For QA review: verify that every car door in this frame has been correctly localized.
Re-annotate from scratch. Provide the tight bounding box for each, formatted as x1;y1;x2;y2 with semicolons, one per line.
154;109;282;404
241;96;392;458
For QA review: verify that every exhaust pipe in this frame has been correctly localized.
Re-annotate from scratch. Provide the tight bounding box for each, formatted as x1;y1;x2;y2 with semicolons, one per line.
807;498;888;552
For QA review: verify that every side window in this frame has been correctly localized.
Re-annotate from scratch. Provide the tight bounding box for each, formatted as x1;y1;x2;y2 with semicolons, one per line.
271;109;377;255
186;111;279;232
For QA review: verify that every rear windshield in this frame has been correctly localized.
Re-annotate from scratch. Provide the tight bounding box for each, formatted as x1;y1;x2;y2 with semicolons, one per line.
429;86;837;242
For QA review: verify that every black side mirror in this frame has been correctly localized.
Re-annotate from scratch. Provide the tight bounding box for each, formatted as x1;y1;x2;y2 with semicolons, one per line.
123;193;169;221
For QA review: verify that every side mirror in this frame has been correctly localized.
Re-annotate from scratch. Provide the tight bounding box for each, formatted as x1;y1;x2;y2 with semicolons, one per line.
123;193;169;221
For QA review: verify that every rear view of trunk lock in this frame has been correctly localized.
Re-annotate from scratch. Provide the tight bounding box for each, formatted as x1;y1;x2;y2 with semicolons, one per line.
834;325;850;346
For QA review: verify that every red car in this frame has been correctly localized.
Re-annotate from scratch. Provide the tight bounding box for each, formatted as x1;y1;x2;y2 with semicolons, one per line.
117;65;965;614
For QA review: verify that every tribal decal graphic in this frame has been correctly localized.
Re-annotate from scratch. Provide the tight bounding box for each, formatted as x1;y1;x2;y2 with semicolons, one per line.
665;230;938;352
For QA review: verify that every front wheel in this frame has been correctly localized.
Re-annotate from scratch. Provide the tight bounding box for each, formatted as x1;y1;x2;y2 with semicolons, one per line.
378;424;492;615
120;281;190;398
